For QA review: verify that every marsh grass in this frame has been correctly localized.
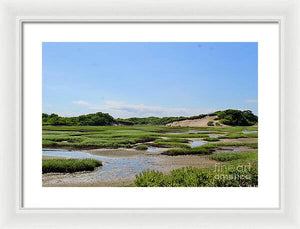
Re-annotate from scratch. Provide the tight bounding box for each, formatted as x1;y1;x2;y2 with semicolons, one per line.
152;139;191;149
162;142;257;156
42;125;258;149
209;151;258;163
135;144;148;150
135;151;258;187
218;133;258;139
42;158;102;173
164;134;209;138
155;138;190;143
134;164;258;187
162;146;212;156
203;137;220;142
202;142;258;149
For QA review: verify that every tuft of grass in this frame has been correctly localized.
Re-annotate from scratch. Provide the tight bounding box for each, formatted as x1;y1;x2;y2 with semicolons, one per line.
164;134;209;138
135;144;148;151
207;121;214;126
155;138;190;143
215;122;221;126
203;137;220;142
162;146;212;156
42;158;102;173
153;139;191;149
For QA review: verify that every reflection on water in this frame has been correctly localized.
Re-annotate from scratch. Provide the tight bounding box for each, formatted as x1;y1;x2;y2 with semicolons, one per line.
43;150;158;183
167;130;199;135
243;130;258;134
191;140;206;148
146;147;161;153
216;149;241;153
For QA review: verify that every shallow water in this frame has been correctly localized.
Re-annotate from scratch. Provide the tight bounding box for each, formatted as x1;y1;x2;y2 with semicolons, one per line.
243;130;258;134
146;147;161;153
167;130;199;135
191;140;206;148
216;149;241;153
43;150;158;184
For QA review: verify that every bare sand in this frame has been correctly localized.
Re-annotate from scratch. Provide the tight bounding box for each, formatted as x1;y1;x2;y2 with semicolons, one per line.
42;155;65;160
166;115;224;127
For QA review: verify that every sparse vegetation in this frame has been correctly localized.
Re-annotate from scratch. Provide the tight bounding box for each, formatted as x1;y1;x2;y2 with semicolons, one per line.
136;145;148;150
207;121;214;126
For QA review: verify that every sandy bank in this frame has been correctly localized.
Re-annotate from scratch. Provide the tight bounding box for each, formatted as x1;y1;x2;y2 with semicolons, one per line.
166;115;223;127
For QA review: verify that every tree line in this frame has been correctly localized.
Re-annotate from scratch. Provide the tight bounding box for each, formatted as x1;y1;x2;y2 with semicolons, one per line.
42;109;258;126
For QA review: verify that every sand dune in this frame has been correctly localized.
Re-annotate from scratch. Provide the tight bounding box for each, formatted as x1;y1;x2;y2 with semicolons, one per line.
166;115;222;127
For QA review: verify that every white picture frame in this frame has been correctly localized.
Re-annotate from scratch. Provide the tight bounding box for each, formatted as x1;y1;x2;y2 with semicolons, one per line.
0;0;298;228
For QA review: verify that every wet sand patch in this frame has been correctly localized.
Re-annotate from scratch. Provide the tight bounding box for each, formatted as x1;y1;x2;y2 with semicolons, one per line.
214;146;255;153
219;138;258;143
87;148;143;158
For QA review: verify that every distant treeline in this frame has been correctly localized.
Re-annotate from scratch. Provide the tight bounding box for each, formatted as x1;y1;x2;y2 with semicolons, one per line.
42;109;258;126
213;109;258;126
42;112;115;126
116;114;207;126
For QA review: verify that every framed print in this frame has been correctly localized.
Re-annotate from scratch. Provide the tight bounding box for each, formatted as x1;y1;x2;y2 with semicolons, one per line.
21;22;279;209
0;0;299;228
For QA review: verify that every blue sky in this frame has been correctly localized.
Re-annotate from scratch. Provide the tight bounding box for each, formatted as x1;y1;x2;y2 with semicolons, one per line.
42;42;258;118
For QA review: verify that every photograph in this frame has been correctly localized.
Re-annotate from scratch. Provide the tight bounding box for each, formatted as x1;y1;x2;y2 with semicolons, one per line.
42;42;258;187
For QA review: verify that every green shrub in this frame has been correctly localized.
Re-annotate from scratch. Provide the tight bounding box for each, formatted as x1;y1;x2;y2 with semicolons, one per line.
215;122;221;126
136;144;148;150
134;165;258;187
215;109;257;126
42;158;102;173
207;121;214;126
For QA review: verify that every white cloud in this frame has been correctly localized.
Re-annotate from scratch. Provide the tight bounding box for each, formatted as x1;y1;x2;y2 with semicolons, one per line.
246;99;257;103
73;100;215;118
72;100;90;106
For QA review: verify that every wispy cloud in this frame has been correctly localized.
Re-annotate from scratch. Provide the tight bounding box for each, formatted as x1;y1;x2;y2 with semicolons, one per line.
73;100;90;106
72;100;215;118
246;99;257;103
